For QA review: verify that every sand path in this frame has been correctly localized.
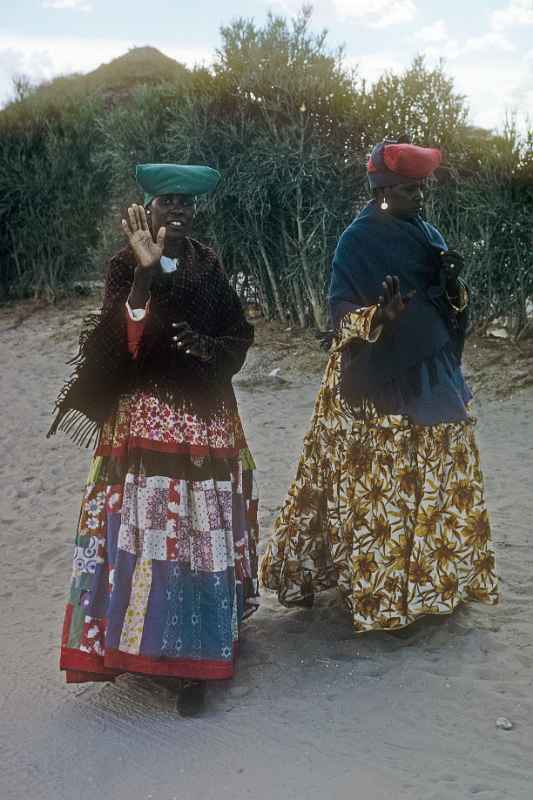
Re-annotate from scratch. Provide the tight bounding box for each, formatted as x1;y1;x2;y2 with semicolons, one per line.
1;301;531;800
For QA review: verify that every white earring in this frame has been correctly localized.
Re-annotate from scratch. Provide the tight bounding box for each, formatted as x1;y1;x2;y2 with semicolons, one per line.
380;197;389;211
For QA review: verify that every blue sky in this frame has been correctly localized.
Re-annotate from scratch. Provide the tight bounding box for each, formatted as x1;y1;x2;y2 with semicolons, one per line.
1;0;532;131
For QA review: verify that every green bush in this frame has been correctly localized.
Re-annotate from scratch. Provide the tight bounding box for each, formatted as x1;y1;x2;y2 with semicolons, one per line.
0;14;531;334
0;98;109;299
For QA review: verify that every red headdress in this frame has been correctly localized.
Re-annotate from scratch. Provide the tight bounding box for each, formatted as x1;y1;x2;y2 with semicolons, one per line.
367;141;441;188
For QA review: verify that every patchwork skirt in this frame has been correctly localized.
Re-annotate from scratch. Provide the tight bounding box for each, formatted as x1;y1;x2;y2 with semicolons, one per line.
60;390;259;682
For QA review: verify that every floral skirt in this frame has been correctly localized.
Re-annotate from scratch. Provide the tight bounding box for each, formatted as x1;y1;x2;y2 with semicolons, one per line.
260;349;499;632
60;391;259;683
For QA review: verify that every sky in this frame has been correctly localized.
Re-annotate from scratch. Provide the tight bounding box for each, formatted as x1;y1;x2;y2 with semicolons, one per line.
1;0;532;132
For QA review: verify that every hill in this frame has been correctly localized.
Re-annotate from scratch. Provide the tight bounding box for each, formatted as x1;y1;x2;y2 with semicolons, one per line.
0;46;191;122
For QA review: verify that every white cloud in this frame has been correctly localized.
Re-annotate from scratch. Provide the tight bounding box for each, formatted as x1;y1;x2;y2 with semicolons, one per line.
344;52;404;84
269;0;309;14
491;0;533;30
334;0;416;28
414;20;449;43
421;40;462;61
0;47;53;96
42;0;92;10
464;31;516;53
453;59;532;130
416;45;532;132
420;30;515;62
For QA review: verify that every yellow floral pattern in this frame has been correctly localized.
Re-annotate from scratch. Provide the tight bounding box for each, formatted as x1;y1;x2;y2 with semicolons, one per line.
118;558;153;654
261;307;499;632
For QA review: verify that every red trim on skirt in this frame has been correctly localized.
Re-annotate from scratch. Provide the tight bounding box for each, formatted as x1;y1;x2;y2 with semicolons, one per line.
95;438;239;459
60;645;237;683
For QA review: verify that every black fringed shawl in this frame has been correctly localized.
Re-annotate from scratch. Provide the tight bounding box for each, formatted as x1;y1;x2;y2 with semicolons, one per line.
48;238;254;447
329;201;468;409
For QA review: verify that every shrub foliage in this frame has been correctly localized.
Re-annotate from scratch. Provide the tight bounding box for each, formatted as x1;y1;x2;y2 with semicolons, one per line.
1;13;531;332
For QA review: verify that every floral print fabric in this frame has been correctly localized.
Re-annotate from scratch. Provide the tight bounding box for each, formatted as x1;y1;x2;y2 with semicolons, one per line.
261;307;499;632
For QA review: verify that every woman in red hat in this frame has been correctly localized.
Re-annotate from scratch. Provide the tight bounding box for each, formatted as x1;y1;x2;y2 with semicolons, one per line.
261;141;498;633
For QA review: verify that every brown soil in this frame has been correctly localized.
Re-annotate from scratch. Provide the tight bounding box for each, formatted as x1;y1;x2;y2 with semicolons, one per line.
245;316;533;403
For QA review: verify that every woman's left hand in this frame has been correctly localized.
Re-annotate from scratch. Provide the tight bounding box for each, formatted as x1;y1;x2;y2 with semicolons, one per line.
172;322;212;362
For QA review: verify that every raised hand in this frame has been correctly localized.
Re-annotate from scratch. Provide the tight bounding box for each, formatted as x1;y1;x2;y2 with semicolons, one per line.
376;275;415;325
121;204;166;270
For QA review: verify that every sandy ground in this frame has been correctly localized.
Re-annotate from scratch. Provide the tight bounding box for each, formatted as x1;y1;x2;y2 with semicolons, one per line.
1;298;532;800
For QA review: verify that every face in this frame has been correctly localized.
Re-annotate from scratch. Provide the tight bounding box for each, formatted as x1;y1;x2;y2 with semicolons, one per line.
149;193;195;243
382;181;425;217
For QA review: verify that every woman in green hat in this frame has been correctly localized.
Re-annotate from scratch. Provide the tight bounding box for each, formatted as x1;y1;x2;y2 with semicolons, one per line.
50;164;259;716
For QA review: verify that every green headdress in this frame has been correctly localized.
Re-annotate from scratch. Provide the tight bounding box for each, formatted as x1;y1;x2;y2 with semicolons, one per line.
135;163;221;206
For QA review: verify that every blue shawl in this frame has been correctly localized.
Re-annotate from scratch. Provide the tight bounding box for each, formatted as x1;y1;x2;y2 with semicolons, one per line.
329;200;464;408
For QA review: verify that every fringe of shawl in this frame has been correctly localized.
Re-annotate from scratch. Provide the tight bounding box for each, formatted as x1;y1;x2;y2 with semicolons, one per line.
47;241;253;448
339;338;460;412
47;306;127;447
47;312;101;443
47;409;101;449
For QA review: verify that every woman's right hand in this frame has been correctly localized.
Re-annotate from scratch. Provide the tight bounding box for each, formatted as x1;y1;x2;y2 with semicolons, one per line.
375;275;415;325
121;204;166;270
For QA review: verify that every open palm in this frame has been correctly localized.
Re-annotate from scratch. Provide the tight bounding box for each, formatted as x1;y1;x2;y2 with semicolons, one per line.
121;204;166;269
377;275;416;323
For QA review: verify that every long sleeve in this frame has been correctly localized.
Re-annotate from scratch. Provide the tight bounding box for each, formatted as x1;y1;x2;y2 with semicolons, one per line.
125;300;149;358
332;304;383;351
